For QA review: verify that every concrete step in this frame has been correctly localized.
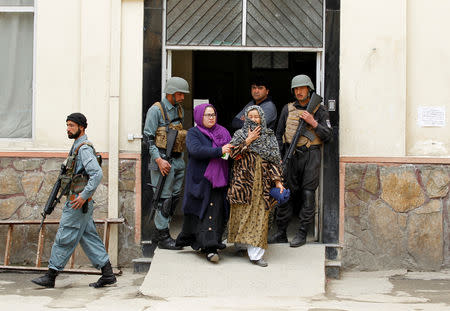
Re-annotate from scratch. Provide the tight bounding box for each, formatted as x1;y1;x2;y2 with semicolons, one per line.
132;257;152;273
140;243;325;298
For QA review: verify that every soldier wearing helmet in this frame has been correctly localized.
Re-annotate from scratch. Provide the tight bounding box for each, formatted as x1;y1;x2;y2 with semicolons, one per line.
268;74;332;247
143;76;190;250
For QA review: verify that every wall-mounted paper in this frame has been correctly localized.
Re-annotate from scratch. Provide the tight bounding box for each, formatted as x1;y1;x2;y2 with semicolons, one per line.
418;106;445;127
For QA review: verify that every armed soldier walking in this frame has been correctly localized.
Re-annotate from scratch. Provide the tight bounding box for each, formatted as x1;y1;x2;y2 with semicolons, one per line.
268;75;332;247
144;77;189;250
32;113;116;288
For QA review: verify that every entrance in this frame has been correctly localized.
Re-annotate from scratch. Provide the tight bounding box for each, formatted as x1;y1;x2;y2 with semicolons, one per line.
141;0;340;249
192;51;317;132
170;50;321;241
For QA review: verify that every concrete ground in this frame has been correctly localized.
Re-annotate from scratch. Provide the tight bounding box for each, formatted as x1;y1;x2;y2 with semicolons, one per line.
1;268;450;310
140;244;325;298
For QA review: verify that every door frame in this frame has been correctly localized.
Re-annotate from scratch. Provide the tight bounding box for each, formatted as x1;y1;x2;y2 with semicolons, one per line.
160;0;329;242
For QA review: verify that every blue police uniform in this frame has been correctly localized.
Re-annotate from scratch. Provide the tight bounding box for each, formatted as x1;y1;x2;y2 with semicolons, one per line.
48;134;109;271
143;98;185;230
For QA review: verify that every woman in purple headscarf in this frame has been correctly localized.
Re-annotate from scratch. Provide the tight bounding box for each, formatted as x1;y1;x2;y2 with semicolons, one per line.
175;103;232;262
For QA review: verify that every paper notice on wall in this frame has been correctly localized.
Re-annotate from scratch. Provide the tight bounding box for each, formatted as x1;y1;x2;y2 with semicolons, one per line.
193;99;209;126
418;106;446;127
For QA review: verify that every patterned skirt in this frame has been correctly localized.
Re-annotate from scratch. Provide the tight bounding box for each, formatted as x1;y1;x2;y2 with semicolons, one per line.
227;157;270;249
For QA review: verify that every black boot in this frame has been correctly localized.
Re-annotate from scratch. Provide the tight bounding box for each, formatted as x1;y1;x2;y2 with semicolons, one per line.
290;227;307;248
89;261;117;288
157;229;182;250
268;229;288;244
31;268;58;288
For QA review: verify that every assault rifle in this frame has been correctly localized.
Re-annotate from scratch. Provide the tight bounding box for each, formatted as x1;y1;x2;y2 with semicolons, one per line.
282;93;322;172
38;164;70;233
147;128;179;222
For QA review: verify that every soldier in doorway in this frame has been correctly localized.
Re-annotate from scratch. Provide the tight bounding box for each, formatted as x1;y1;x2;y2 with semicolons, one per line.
143;77;189;250
231;76;277;131
268;75;332;247
32;113;116;288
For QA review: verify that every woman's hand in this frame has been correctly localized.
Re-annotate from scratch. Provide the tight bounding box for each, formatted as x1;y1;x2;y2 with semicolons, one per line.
222;144;233;154
245;126;261;145
275;180;285;193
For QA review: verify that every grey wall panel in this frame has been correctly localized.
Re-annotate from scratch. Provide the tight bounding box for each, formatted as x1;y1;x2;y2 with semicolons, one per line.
247;0;323;47
167;0;242;46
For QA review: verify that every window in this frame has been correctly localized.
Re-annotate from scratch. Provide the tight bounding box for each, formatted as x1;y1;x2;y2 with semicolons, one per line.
252;52;288;69
0;0;34;138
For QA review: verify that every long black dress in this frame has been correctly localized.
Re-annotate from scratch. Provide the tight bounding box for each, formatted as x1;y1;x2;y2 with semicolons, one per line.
175;127;228;252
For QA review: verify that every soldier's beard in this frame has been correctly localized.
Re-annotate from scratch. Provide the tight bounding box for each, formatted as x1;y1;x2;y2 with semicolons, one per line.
68;129;81;139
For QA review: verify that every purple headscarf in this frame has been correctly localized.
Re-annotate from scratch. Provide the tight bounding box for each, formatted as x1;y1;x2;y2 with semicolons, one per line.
194;103;231;188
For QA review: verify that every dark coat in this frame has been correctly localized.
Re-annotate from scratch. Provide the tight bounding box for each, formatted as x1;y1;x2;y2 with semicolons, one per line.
182;127;228;219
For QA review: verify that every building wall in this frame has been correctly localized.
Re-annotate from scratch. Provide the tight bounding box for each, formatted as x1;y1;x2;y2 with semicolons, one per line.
0;156;141;267
406;0;450;156
0;0;144;268
340;0;450;157
0;0;143;153
340;0;450;270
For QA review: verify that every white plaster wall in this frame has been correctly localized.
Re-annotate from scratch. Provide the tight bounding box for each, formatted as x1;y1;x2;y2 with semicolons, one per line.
120;0;143;153
0;0;142;153
340;0;407;156
406;0;450;156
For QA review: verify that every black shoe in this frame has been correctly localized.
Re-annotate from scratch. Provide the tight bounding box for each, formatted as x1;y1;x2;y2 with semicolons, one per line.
89;261;117;288
290;229;307;248
31;268;58;288
268;230;288;244
157;229;182;250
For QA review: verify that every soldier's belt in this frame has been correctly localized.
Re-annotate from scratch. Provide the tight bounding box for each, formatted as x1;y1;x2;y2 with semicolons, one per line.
69;194;93;202
295;144;321;152
158;147;182;158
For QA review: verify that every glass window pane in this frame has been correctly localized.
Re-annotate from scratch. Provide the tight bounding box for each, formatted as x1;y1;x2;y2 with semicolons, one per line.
0;0;33;6
0;12;33;138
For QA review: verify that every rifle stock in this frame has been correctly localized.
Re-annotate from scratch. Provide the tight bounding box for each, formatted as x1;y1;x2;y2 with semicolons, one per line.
282;93;322;173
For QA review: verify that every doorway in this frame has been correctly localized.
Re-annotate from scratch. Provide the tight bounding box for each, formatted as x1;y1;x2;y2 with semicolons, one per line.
191;51;317;133
171;50;321;241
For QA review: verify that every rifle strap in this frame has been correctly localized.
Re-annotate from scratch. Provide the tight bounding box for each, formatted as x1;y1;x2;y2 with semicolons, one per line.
153;102;183;125
71;141;96;175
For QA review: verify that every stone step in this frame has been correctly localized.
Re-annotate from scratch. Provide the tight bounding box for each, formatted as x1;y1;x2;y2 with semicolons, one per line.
132;257;152;273
325;259;342;267
140;240;157;258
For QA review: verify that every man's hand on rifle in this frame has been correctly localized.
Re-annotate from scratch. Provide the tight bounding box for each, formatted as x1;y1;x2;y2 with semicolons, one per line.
156;157;171;176
70;195;86;209
300;111;318;128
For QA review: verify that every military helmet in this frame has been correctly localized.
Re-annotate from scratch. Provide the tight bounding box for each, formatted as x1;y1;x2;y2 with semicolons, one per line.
291;75;315;91
164;77;190;94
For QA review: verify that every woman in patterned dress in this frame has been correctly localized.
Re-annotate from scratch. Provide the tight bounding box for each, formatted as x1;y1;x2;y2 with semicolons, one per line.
176;103;233;262
227;105;284;267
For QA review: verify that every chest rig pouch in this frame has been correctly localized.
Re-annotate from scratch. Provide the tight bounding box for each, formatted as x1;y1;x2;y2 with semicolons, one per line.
283;102;322;148
59;142;101;196
153;102;187;153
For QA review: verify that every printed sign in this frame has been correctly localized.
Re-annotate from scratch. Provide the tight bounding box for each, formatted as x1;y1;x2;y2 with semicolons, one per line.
418;106;445;127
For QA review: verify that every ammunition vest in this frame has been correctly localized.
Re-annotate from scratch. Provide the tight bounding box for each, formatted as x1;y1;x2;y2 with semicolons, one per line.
283;102;322;148
60;141;100;197
153;102;187;153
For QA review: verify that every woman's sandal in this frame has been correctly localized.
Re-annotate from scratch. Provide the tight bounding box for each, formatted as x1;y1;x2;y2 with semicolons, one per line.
206;252;219;263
